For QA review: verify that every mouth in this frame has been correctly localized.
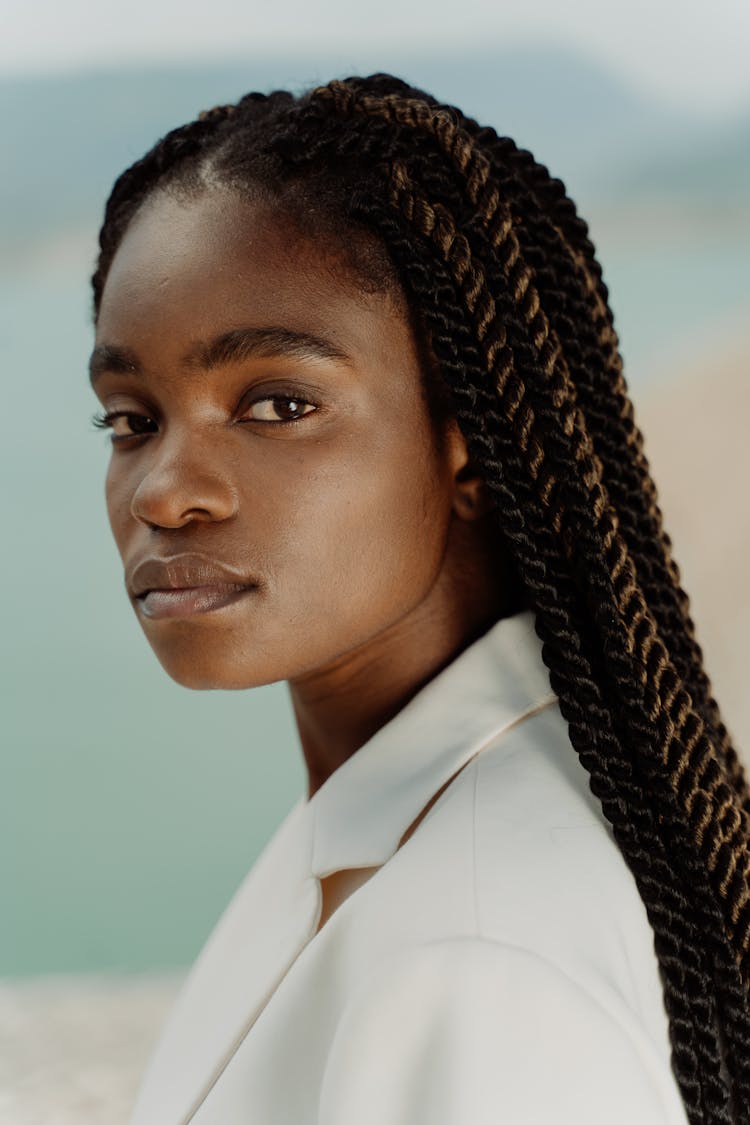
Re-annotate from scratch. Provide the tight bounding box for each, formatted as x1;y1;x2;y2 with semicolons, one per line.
136;583;257;620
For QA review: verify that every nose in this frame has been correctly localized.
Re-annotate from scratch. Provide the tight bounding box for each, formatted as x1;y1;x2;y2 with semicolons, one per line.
129;433;239;529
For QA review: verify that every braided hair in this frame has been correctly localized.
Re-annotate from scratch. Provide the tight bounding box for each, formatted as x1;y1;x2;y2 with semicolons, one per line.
91;74;750;1124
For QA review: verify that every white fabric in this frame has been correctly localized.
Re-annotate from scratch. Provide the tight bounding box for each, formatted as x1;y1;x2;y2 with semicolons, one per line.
129;608;689;1124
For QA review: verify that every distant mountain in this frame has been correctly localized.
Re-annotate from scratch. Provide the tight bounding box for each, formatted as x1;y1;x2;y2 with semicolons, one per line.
612;114;750;205
2;45;748;256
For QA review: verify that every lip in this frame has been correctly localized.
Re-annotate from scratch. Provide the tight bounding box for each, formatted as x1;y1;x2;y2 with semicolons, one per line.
128;553;259;619
128;552;259;599
137;584;256;619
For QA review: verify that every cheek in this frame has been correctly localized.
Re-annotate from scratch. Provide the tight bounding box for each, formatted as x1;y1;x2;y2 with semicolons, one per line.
262;431;450;611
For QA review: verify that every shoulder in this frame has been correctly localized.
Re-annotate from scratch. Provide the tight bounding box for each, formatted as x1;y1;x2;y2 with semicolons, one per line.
318;935;689;1125
471;699;637;934
414;701;671;1037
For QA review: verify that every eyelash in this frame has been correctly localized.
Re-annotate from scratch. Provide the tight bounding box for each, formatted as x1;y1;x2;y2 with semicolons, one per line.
90;394;319;442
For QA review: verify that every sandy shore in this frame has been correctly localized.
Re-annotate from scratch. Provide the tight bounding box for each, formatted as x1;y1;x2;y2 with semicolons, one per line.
634;310;749;760
0;974;183;1125
2;314;748;1123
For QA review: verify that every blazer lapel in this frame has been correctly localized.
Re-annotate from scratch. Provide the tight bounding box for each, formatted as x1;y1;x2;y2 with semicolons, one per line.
130;795;320;1125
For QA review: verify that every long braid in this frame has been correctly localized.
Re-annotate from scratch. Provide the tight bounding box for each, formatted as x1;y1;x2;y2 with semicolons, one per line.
91;74;750;1123
307;81;750;968
368;142;740;1123
395;103;748;814
490;139;750;814
360;191;731;1122
314;85;750;1107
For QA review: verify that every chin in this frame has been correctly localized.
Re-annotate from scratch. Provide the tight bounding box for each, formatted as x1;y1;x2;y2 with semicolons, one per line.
161;664;238;691
160;660;276;691
144;639;278;691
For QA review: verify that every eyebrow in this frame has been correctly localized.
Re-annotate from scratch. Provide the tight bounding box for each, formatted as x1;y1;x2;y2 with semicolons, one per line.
88;326;353;387
88;344;140;386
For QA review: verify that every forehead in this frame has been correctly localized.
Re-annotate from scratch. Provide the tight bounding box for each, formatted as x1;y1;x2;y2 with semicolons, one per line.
95;188;411;366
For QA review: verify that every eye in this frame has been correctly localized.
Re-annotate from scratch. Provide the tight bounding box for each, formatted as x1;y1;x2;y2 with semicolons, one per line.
91;410;158;442
241;394;318;425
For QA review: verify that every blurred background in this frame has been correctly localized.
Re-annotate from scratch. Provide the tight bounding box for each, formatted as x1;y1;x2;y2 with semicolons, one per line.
2;0;749;1120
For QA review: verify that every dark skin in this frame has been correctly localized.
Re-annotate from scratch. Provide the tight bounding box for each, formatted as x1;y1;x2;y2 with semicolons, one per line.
92;187;522;800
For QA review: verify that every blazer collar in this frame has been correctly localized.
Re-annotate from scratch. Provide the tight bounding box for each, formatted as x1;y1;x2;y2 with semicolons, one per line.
131;608;556;1124
307;607;556;879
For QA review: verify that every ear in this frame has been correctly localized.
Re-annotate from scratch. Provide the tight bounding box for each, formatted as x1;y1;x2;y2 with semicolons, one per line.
443;420;493;521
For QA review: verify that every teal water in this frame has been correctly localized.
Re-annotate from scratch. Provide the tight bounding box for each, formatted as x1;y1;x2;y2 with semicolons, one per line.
2;226;749;976
602;235;750;379
1;269;305;976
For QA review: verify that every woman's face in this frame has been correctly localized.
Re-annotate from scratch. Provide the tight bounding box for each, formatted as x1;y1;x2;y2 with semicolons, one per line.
92;188;478;689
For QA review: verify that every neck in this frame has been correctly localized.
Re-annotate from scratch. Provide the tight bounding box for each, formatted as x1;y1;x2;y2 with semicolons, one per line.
288;520;523;798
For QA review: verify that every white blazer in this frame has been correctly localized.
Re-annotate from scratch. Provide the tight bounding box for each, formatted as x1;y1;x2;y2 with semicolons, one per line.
130;609;689;1124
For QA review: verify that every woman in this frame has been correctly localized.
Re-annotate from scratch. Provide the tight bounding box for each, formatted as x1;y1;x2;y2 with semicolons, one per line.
89;74;750;1124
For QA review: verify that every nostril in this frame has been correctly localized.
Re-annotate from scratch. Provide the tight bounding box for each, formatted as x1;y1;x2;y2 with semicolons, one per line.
131;481;237;528
133;506;215;530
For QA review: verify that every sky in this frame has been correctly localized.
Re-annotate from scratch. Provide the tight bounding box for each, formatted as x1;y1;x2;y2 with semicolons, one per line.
4;0;750;118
